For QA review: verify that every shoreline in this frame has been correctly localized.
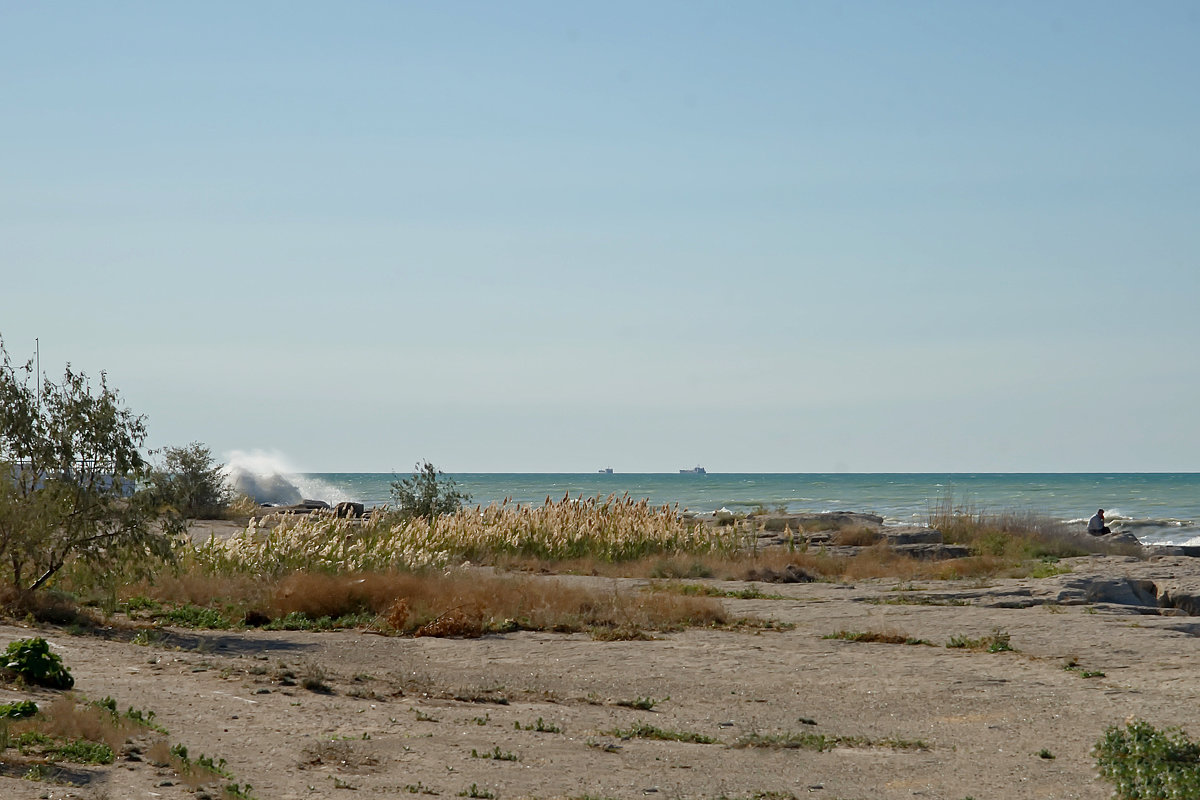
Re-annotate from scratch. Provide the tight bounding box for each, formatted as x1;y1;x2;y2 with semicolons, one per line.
252;472;1200;547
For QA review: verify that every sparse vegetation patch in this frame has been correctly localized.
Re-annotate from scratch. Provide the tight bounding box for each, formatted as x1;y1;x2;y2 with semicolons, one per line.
603;721;717;744
734;731;929;751
1094;719;1200;799
946;628;1014;653
823;630;931;646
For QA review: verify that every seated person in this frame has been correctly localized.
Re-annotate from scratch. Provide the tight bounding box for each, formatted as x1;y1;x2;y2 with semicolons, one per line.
1087;509;1111;535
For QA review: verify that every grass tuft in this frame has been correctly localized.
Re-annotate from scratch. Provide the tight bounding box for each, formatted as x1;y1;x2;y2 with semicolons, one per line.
603;721;717;744
946;628;1014;653
823;630;931;646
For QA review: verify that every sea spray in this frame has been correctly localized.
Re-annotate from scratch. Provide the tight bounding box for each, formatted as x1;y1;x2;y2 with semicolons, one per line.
222;449;357;506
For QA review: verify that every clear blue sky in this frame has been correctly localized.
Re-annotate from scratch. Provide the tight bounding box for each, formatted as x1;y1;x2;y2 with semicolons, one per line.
3;1;1197;472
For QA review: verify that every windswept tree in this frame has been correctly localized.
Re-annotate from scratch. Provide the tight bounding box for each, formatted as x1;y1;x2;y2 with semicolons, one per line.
389;460;471;519
0;339;178;597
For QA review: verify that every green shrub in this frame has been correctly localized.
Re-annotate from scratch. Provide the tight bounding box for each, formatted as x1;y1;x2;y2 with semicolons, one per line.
3;637;74;689
150;442;232;519
389;461;470;519
50;738;114;764
0;699;38;718
1094;720;1200;799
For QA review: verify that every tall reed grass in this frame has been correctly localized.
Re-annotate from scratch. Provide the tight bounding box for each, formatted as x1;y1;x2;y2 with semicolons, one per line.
188;494;739;577
927;494;1139;561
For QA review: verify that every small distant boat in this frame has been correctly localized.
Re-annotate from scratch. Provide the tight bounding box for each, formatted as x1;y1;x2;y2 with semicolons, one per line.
598;467;614;474
680;465;707;475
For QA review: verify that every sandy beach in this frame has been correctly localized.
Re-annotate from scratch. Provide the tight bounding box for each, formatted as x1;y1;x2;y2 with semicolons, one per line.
3;551;1200;800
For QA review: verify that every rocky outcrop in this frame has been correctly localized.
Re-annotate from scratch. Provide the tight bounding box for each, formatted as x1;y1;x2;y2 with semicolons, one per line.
879;527;944;545
1157;585;1200;616
1090;530;1143;548
750;512;885;532
813;543;970;560
907;570;1200;617
1147;545;1200;557
1050;576;1160;608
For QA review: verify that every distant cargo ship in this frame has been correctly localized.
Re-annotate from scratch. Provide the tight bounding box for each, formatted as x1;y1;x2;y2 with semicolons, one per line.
598;467;614;474
679;466;707;475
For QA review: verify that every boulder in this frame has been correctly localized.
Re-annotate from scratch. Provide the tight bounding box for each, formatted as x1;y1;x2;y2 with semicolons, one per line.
1093;530;1143;549
335;501;365;519
891;543;972;560
880;527;944;545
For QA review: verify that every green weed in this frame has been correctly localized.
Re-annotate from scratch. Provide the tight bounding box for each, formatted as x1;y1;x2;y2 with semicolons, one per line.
734;731;928;751
157;604;233;629
947;628;1013;653
514;717;561;733
614;696;663;711
604;722;717;744
470;745;518;761
2;637;74;689
1094;719;1200;799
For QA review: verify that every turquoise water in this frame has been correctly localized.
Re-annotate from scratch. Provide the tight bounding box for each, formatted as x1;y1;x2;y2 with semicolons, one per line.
288;472;1200;547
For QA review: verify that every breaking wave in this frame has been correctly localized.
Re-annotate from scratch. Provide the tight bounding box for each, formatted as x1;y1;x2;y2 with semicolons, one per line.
222;450;354;506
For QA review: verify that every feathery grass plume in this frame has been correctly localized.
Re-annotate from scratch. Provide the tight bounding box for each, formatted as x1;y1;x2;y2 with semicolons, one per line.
187;493;737;576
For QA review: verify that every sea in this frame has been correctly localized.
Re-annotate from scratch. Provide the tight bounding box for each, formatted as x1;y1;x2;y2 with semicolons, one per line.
280;472;1200;548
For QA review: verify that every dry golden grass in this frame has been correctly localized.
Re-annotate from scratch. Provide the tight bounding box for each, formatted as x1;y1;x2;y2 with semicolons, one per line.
188;494;740;577
927;495;1141;561
131;572;268;609
124;568;733;638
11;695;132;752
830;526;882;546
726;546;1008;583
92;494;1134;642
494;546;1010;584
824;629;929;645
288;570;729;636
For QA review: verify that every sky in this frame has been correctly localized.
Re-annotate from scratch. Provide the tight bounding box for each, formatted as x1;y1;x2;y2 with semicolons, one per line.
2;1;1198;473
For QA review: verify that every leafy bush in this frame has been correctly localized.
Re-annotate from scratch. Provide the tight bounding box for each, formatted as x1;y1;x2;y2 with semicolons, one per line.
389;461;470;519
150;442;232;519
3;637;74;689
0;699;38;718
1094;719;1200;799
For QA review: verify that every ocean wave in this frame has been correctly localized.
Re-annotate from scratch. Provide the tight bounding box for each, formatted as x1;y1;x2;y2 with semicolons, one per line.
223;450;360;506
